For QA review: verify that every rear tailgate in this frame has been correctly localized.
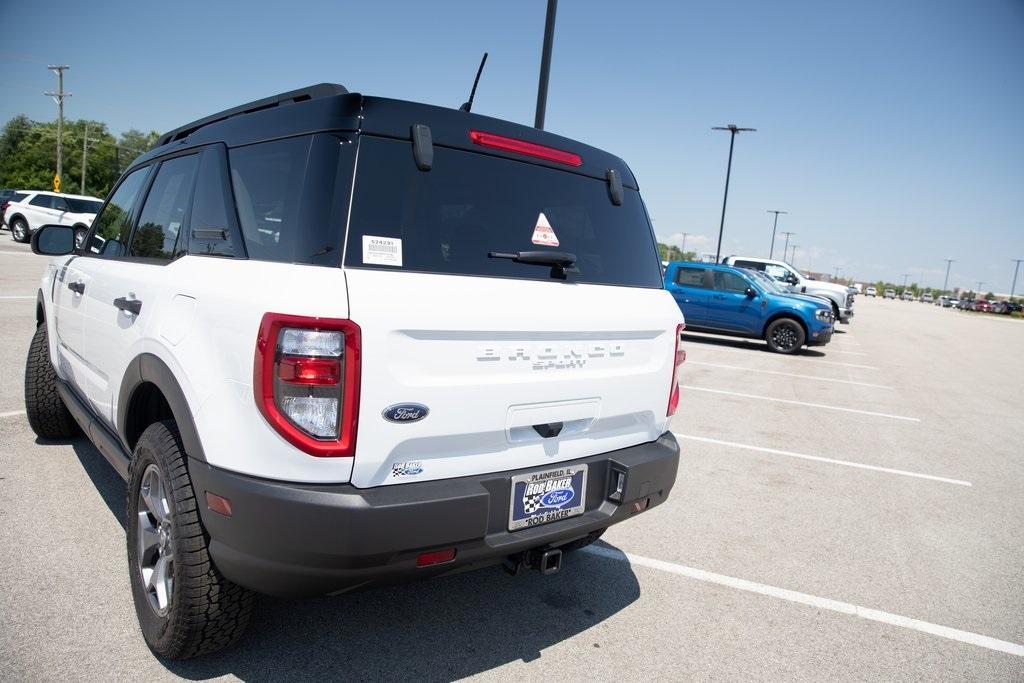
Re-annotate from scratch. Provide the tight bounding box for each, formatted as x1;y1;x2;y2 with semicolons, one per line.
343;134;682;487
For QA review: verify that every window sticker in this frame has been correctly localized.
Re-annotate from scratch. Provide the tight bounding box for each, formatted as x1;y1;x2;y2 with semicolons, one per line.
362;235;403;267
531;212;560;247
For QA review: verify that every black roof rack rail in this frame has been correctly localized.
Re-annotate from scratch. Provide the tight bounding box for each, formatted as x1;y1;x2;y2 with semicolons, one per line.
154;83;349;147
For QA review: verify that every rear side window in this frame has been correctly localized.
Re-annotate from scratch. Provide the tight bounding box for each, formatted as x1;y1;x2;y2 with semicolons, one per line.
130;154;199;261
11;192;27;202
345;136;662;288
189;146;244;258
674;267;708;287
228;134;351;266
29;195;53;208
86;167;150;258
732;260;765;271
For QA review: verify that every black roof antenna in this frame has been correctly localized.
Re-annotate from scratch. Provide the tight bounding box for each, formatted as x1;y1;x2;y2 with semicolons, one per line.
460;52;488;113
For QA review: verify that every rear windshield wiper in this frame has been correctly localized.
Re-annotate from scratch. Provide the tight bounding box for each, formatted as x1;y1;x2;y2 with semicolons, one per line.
488;250;579;280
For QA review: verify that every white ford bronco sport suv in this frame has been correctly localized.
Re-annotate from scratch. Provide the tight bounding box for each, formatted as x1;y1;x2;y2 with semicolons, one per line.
26;84;684;658
721;255;856;324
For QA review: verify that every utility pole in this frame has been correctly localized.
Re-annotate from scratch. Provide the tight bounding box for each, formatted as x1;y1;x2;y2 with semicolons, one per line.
833;265;841;281
45;65;71;192
534;0;558;130
780;231;795;260
901;274;910;292
1010;259;1022;300
712;124;756;262
767;210;787;258
80;123;88;194
679;232;689;255
942;259;954;294
976;281;984;294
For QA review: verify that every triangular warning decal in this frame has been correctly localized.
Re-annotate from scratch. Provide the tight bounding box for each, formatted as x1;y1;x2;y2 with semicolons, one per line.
531;212;560;247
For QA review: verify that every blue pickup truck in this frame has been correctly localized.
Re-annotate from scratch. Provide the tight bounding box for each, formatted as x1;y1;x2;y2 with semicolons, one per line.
664;261;834;353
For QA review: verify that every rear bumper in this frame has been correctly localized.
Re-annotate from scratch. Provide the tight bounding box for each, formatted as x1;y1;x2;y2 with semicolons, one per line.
188;432;680;597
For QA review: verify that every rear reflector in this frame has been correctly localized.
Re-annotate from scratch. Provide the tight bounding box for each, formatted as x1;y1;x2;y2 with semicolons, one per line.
206;492;233;517
469;130;582;167
278;356;341;385
667;323;685;417
416;548;457;567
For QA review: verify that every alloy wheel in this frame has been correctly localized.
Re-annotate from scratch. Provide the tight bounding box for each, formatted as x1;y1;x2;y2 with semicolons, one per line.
771;323;799;352
136;464;174;616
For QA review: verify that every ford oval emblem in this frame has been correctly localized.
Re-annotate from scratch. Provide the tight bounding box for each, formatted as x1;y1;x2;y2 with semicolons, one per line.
540;488;574;508
382;403;429;423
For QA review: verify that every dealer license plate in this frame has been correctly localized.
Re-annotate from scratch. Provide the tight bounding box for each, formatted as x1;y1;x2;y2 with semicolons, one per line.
508;464;588;531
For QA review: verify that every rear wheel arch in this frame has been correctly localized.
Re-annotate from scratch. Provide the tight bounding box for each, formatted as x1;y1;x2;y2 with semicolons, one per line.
118;354;206;461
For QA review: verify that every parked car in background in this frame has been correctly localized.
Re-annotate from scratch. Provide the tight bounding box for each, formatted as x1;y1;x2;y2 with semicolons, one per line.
4;190;103;246
884;289;896;299
1;189;29;230
971;300;993;312
665;261;834;353
865;286;877;297
951;298;965;309
993;300;1022;314
901;290;914;301
921;293;934;303
936;295;951;307
720;255;855;324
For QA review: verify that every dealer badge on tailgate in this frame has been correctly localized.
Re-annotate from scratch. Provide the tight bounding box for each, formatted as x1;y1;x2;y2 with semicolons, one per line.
508;464;588;531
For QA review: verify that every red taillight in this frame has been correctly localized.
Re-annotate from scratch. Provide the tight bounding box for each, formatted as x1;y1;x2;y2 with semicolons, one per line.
416;548;457;567
468;130;583;167
254;313;361;457
278;356;341;385
667;323;685;417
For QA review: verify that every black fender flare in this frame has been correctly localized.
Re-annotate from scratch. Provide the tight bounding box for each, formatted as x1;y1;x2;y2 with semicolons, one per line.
117;353;207;462
36;289;46;327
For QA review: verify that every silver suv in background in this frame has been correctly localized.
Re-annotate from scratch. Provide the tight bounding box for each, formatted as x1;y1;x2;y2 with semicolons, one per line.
4;190;103;246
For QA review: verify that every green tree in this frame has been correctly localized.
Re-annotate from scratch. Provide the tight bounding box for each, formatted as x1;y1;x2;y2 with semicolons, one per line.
657;242;697;263
0;116;158;198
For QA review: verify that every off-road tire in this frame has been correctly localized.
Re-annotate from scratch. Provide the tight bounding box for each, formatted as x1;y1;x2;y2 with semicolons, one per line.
11;217;29;243
24;324;79;439
127;420;255;659
765;317;806;354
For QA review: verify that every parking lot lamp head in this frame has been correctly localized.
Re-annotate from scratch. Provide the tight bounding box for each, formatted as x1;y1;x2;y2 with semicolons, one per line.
712;124;756;262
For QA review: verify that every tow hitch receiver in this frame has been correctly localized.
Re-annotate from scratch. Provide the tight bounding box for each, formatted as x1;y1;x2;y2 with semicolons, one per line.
503;548;563;576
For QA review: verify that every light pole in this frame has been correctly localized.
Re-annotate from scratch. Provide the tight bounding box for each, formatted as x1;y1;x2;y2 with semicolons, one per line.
1010;259;1022;300
942;259;954;294
534;0;558;130
789;244;798;267
833;265;841;281
976;281;984;295
680;232;689;255
767;210;787;258
780;231;795;261
901;274;910;292
712;124;756;262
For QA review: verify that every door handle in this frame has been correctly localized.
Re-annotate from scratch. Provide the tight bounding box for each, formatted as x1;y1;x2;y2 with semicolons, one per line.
113;297;142;315
67;281;85;295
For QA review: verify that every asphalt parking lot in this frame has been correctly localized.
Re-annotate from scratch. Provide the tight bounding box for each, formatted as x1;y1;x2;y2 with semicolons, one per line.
1;237;1022;680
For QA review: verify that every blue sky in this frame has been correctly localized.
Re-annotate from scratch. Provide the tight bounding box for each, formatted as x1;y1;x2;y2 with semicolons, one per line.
3;0;1022;291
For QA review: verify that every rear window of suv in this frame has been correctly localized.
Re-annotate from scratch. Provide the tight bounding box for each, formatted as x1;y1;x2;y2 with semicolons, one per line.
344;136;663;288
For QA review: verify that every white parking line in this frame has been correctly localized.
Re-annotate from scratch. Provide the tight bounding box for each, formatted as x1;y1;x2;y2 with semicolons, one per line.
825;349;869;357
685;386;920;422
0;295;35;300
583;546;1024;658
0;250;34;257
0;410;26;418
675;433;971;486
684;344;877;369
685;361;891;389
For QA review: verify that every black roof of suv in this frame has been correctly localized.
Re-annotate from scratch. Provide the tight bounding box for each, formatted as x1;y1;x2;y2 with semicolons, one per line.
136;83;639;189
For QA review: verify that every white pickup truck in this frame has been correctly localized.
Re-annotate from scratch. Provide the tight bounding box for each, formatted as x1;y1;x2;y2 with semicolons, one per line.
722;256;856;324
